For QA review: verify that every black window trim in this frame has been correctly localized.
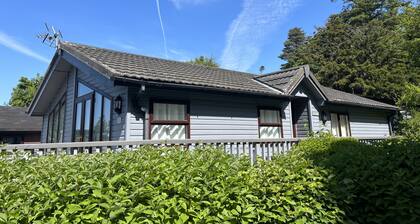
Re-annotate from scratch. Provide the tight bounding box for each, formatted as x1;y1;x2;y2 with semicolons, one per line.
72;71;113;142
46;94;66;143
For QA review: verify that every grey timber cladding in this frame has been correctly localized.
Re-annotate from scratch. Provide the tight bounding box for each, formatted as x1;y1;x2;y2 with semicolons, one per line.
75;68;128;141
63;69;76;142
126;87;293;140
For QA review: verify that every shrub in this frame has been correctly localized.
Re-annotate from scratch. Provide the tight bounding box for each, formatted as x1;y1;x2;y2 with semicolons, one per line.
291;136;420;223
0;137;419;223
0;146;341;223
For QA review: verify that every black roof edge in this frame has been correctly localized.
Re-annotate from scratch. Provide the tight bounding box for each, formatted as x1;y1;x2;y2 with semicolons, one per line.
325;101;399;111
113;76;294;99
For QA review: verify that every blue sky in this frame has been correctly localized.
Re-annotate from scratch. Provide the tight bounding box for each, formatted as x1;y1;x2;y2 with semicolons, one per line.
0;0;342;104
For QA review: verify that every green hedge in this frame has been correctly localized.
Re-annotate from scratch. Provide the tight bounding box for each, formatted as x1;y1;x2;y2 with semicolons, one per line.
0;137;419;223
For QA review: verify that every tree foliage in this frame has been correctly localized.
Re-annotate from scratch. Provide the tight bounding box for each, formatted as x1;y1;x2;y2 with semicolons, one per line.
397;84;420;138
281;0;420;104
188;56;219;68
279;27;307;69
8;74;43;107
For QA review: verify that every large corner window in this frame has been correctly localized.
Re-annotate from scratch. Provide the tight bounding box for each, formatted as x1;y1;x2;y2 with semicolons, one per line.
331;113;351;137
258;108;283;139
150;101;189;140
74;82;111;142
47;97;65;143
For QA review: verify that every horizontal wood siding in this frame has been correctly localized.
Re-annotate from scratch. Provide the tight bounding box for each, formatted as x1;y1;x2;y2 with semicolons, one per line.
126;87;292;140
349;109;390;137
310;101;322;132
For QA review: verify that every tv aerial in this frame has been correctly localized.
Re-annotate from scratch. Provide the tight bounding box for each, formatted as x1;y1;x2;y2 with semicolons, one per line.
37;23;63;48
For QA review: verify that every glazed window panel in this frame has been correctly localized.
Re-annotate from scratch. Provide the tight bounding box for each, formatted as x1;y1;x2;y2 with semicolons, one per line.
259;109;282;139
47;97;65;143
331;113;351;137
73;81;112;142
150;102;189;140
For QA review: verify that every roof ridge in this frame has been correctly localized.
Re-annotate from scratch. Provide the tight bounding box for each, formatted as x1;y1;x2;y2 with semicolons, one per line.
60;41;256;77
256;65;307;78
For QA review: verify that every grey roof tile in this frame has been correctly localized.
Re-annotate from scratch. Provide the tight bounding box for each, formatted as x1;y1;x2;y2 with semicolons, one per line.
256;67;305;93
321;86;398;110
60;42;282;96
0;106;42;132
257;66;397;110
59;42;397;110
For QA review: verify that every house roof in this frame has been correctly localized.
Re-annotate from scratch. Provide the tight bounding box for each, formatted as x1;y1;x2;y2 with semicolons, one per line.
256;66;305;94
34;41;396;112
59;42;283;97
321;86;398;110
0;106;42;132
257;66;398;110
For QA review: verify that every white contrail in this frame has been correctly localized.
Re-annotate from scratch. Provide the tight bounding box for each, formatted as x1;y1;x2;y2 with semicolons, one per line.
0;31;49;63
155;0;168;58
221;0;300;71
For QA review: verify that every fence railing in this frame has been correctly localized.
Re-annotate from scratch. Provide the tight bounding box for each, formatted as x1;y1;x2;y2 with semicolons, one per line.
0;137;390;164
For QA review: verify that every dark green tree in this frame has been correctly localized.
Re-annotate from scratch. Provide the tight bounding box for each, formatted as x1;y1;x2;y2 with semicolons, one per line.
281;0;419;104
8;74;43;107
279;27;307;69
397;84;420;138
188;56;219;68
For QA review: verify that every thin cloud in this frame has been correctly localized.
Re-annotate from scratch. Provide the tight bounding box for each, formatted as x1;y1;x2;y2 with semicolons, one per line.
155;0;168;58
0;31;49;63
170;0;216;9
108;40;139;51
169;48;192;61
220;0;300;71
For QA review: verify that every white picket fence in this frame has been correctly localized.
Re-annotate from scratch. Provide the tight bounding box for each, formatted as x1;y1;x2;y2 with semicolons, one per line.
0;137;389;164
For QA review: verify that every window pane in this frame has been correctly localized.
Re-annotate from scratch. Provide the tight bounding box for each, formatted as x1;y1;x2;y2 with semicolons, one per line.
102;97;111;141
77;82;93;97
331;113;340;137
74;102;83;142
167;104;185;121
153;103;185;121
52;107;59;143
83;99;91;142
339;114;350;137
58;102;65;142
260;109;280;124
93;93;103;141
151;125;186;140
259;126;281;139
47;114;54;143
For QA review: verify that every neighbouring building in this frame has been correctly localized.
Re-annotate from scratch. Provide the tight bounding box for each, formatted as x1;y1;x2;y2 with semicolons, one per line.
0;106;42;144
27;42;398;143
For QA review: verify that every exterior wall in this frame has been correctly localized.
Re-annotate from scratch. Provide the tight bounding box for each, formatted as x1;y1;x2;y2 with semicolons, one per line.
40;76;67;143
348;108;390;137
75;69;128;141
322;105;391;137
292;85;323;134
40;114;48;143
126;87;292;140
40;53;129;142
